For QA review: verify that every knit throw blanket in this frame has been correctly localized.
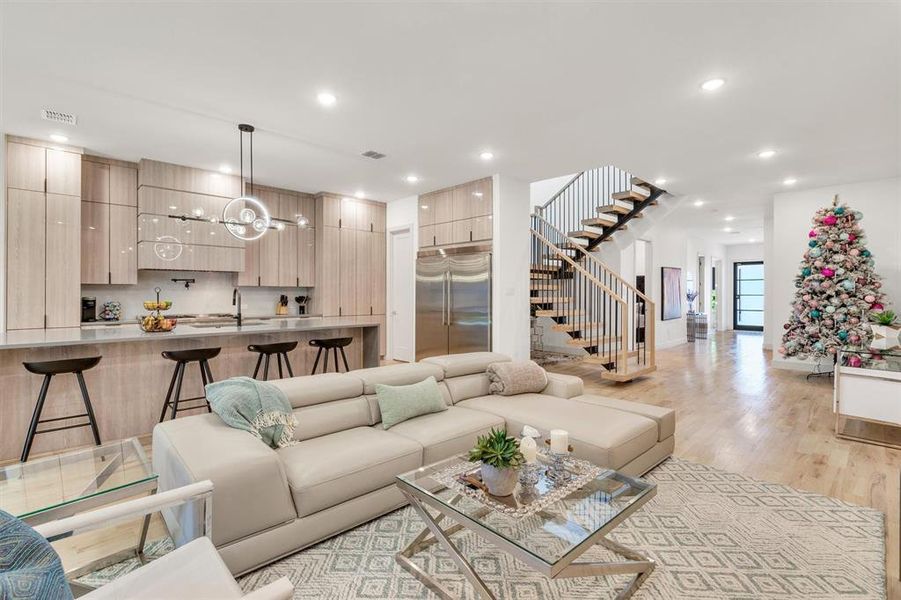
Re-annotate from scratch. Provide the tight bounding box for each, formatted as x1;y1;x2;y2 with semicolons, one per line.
206;377;297;449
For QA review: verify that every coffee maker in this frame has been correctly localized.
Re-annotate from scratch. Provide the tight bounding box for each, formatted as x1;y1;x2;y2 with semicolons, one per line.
81;297;97;322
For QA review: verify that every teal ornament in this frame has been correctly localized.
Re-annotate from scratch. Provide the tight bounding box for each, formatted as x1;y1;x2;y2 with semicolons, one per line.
838;330;848;340
867;258;875;267
809;247;823;258
809;310;821;319
802;267;812;277
825;305;836;314
834;207;845;215
808;239;818;248
813;341;825;352
862;249;871;257
842;280;855;291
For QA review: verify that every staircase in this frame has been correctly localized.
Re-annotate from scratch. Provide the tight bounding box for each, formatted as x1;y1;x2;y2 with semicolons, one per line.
530;167;664;382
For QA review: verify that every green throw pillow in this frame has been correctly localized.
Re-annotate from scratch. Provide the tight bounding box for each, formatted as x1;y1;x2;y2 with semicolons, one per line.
376;376;447;429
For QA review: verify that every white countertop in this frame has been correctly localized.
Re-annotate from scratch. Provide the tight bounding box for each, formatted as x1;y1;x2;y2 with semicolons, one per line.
0;316;381;350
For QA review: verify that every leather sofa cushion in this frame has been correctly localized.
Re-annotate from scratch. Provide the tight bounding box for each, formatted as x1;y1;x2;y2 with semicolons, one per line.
352;363;445;394
278;427;422;518
421;352;511;378
291;396;372;441
572;395;675;441
443;373;491;404
389;406;505;464
457;394;658;469
269;373;363;409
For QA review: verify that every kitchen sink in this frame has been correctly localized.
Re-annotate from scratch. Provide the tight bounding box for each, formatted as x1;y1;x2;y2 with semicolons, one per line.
189;320;265;328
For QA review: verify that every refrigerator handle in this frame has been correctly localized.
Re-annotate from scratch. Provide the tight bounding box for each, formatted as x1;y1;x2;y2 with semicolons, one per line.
441;272;447;326
447;271;453;326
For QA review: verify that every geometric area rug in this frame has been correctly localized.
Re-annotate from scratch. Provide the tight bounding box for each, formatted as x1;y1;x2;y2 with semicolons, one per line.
238;457;886;599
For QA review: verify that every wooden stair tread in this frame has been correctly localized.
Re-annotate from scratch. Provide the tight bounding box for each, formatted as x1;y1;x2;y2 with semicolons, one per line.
583;217;617;227
568;230;601;240
530;264;560;272
530;296;572;304
551;321;602;332
596;204;631;215
534;309;583;317
567;336;621;347
612;190;649;202
630;177;653;190
600;364;657;382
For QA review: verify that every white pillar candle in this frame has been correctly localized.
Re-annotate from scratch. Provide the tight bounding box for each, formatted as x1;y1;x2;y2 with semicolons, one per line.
550;429;569;454
520;436;537;463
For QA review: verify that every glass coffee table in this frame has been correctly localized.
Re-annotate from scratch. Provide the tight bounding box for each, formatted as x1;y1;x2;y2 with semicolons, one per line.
0;438;159;585
396;453;656;600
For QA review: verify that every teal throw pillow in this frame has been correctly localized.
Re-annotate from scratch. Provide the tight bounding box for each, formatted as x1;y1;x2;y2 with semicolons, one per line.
376;376;447;429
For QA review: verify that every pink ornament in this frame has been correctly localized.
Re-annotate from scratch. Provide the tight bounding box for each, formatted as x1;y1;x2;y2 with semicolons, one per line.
848;234;856;242
848;355;862;368
821;280;832;289
850;334;860;344
821;268;835;277
808;230;817;238
850;317;860;325
864;294;875;303
841;294;850;300
814;260;824;268
823;215;837;225
825;241;835;249
871;303;884;311
802;294;812;301
849;248;860;256
828;347;837;354
874;281;882;289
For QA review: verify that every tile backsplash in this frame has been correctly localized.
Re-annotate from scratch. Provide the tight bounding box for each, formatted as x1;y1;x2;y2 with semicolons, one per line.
81;270;313;321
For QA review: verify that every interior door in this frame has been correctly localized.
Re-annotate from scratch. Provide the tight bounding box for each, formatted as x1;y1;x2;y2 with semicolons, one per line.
734;261;764;331
448;252;491;354
390;228;415;362
416;255;449;360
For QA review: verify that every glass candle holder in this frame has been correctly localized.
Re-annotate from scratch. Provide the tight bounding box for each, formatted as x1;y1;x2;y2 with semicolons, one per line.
518;462;540;486
545;451;572;484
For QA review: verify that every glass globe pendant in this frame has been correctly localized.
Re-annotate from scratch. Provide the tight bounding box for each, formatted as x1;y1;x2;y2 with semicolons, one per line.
224;123;272;241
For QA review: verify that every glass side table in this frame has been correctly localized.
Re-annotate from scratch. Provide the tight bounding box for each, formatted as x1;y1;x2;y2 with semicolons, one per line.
835;342;901;449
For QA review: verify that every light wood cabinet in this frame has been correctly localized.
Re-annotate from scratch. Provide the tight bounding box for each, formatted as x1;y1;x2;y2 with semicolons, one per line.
7;142;46;192
433;189;453;224
339;228;357;316
137;243;244;271
110;205;137;284
370;232;386;315
6;138;82;330
419;225;435;248
238;238;261;286
138;159;240;198
418;193;436;227
316;226;341;316
473;215;493;241
355;230;371;315
7;189;46;329
419;177;493;249
435;222;453;246
452;219;472;245
298;227;315;287
318;194;342;228
110;165;138;206
45;193;81;327
452;185;472;221
278;193;299;287
82;161;110;204
469;177;493;217
81;201;109;284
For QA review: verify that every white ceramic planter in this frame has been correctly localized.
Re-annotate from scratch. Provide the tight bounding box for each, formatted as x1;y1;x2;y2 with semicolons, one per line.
480;463;518;496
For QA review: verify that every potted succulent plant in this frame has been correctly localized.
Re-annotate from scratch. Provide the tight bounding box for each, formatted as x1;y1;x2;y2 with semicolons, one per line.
869;310;900;340
468;428;524;496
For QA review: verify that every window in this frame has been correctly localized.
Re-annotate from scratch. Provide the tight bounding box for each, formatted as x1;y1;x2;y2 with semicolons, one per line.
734;261;764;331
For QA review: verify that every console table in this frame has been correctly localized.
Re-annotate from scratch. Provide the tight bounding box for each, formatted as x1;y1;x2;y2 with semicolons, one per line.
834;341;901;449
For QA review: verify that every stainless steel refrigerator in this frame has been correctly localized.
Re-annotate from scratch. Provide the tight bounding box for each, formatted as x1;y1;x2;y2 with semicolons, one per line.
416;247;491;360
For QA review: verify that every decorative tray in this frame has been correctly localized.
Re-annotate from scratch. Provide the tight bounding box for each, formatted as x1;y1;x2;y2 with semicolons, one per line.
431;451;604;519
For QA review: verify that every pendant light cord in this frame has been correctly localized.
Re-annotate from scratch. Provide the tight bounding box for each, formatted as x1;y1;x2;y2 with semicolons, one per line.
249;128;254;197
239;130;244;196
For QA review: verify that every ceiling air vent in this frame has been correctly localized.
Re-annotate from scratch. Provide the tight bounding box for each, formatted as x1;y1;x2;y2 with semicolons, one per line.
361;150;386;159
41;108;78;126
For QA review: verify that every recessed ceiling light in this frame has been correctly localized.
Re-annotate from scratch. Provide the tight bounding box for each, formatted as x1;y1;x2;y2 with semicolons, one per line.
219;164;232;174
693;200;704;207
700;78;726;92
757;149;776;159
724;215;735;222
479;151;494;161
783;177;797;186
654;178;667;186
724;227;732;232
317;91;337;107
49;133;68;143
405;175;419;184
354;190;365;199
749;238;757;243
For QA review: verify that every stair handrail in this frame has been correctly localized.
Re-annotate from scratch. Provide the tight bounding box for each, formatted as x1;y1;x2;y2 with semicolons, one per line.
536;172;584;212
530;228;626;305
532;212;655;308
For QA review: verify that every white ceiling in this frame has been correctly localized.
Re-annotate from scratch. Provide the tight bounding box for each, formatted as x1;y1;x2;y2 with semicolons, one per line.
2;2;898;245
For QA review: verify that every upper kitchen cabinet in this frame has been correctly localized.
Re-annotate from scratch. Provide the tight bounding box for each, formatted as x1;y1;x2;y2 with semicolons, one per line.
137;159;243;272
317;193;342;228
81;157;138;284
6;136;82;330
417;177;493;250
316;194;385;232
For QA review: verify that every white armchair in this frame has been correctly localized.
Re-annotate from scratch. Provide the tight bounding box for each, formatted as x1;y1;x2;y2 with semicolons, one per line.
33;480;293;600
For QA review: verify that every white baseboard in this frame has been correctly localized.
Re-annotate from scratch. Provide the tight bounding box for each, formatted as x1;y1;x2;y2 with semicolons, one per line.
771;356;832;372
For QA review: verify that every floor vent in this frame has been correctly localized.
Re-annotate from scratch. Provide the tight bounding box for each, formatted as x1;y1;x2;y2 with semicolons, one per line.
41;108;78;126
361;150;386;159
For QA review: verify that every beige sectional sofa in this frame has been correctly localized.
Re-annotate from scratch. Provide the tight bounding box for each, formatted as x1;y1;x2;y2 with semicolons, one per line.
152;352;674;575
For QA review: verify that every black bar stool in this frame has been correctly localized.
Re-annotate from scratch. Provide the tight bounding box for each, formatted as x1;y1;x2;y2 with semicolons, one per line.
248;341;297;380
21;356;102;462
159;348;220;422
309;337;352;374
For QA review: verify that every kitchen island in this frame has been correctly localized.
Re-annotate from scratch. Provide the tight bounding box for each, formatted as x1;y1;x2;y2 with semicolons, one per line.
0;316;382;461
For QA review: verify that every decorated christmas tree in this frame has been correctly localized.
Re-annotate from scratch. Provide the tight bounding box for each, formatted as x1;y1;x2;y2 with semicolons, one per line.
779;197;886;362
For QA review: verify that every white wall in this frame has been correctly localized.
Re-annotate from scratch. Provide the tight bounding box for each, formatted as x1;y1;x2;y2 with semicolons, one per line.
385;195;419;360
493;174;531;360
722;243;765;331
769;177;901;368
530;173;577;210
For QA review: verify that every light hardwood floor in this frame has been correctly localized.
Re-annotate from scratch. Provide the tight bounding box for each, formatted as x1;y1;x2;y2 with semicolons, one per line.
546;330;899;597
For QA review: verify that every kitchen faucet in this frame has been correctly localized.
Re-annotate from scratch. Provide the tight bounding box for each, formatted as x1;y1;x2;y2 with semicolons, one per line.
232;287;242;327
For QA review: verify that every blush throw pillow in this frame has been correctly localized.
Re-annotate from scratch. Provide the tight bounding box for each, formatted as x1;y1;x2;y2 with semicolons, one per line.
487;361;548;396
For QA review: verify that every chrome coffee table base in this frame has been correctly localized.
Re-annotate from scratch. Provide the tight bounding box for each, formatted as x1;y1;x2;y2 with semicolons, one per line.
396;489;655;600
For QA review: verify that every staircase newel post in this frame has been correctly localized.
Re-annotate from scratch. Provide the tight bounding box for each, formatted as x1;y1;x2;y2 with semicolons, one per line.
619;300;629;376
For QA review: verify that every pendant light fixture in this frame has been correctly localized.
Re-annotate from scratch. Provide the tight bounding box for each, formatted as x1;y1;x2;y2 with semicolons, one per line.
223;123;271;241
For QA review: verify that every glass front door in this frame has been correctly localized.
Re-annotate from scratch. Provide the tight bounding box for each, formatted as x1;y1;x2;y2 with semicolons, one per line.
734;261;764;331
